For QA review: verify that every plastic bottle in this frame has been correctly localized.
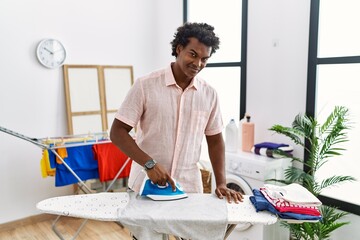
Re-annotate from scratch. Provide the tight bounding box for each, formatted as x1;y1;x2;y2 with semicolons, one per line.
242;115;255;152
225;119;238;152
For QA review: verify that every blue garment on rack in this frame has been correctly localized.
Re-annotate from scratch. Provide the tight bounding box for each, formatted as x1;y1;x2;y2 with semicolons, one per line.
48;144;99;187
250;189;322;221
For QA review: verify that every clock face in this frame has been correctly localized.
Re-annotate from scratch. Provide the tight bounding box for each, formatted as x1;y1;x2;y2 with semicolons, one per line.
36;39;66;68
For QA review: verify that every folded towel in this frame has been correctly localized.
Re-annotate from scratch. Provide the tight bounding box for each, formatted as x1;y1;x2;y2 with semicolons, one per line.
254;142;289;149
264;183;322;206
251;147;293;158
250;189;322;221
249;195;322;221
251;142;293;158
260;188;321;216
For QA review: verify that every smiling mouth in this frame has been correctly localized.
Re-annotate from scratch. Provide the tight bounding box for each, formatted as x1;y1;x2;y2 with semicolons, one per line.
189;67;200;73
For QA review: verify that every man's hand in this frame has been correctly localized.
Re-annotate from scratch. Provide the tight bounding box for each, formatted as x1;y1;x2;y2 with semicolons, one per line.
146;164;176;191
215;183;243;203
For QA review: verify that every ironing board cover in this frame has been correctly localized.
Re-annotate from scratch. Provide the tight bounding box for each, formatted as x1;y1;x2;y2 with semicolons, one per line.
118;192;228;240
37;192;277;239
227;195;277;224
36;192;129;221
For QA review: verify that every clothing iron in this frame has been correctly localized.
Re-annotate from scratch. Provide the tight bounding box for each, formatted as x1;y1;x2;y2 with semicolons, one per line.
139;176;188;201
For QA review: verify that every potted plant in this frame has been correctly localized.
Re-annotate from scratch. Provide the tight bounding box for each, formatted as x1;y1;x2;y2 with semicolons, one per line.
269;106;356;240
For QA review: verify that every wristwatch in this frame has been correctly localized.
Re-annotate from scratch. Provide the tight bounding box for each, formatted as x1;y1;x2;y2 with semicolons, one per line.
144;159;157;171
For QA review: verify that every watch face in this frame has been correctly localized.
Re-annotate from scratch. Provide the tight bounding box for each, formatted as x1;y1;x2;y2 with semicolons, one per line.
36;39;66;68
145;159;156;170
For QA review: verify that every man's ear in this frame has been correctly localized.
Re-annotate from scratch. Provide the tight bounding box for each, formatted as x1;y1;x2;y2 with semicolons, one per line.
176;45;183;55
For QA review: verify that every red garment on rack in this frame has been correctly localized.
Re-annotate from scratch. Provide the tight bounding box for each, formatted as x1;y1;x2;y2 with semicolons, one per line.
92;142;132;182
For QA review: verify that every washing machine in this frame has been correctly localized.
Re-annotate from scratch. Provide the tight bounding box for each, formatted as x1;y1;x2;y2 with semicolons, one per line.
212;151;291;240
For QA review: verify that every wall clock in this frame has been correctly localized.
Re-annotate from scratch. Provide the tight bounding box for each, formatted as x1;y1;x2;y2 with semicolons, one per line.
36;38;66;68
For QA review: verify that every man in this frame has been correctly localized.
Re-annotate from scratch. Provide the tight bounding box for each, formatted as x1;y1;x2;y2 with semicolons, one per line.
110;22;243;204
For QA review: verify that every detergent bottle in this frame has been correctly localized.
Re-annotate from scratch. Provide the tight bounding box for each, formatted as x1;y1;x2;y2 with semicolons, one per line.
242;114;255;152
225;119;238;152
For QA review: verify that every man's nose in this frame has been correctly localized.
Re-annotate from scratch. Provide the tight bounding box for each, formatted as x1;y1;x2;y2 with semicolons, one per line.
195;58;202;67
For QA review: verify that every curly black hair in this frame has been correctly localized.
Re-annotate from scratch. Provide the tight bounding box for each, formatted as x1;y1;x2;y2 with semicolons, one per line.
170;22;220;57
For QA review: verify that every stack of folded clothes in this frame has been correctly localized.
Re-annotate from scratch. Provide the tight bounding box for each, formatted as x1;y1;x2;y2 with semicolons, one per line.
250;183;322;221
251;142;293;158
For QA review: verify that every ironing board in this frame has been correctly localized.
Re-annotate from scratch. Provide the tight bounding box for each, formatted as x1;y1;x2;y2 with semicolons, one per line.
37;192;278;240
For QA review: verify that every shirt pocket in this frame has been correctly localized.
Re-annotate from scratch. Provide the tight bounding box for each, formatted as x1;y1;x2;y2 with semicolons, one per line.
190;110;209;134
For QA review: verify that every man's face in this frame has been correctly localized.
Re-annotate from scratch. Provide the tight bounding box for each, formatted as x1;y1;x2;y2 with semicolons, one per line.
176;37;212;79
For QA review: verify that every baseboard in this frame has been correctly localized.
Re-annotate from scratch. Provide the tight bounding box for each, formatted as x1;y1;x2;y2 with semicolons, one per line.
0;214;56;232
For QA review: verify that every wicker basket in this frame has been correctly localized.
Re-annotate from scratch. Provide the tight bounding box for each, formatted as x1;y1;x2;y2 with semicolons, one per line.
200;169;212;193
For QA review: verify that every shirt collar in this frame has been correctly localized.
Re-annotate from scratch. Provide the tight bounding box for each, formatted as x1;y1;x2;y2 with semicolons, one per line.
165;63;199;90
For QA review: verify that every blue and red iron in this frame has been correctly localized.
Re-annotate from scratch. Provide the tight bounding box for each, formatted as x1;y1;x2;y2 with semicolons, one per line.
139;176;188;201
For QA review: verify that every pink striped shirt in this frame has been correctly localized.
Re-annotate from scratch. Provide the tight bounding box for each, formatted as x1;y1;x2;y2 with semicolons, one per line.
115;64;223;193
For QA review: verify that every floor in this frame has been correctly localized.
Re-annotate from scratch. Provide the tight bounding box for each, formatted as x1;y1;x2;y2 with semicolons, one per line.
0;215;178;240
0;216;132;240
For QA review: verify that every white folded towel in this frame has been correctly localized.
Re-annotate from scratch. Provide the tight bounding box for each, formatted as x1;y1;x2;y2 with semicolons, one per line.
264;183;322;207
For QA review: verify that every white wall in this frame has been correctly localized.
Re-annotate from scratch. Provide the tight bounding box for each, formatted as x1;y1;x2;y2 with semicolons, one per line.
247;0;309;157
0;0;182;224
0;0;358;239
246;1;360;239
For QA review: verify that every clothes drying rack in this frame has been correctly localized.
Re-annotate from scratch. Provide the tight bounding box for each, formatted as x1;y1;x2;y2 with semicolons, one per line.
0;126;132;239
0;126;131;194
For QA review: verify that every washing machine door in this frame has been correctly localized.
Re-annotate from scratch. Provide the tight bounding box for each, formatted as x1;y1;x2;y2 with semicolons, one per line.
226;174;253;232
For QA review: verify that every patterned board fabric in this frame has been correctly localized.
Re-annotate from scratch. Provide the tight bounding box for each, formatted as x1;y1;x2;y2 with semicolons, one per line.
227;195;277;224
36;192;129;221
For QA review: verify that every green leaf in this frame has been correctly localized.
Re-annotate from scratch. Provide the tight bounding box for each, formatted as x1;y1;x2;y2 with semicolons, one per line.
269;106;354;239
319;175;356;191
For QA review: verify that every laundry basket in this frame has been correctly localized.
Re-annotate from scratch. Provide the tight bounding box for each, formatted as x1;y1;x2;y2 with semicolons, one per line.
201;169;212;193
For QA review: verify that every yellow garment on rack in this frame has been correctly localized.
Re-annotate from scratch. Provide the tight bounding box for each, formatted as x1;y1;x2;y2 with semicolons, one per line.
40;150;55;178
